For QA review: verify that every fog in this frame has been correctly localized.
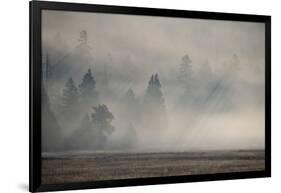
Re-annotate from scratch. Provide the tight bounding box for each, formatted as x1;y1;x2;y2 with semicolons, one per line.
41;10;265;153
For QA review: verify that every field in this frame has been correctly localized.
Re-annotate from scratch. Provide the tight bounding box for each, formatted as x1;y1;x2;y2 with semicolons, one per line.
42;150;265;184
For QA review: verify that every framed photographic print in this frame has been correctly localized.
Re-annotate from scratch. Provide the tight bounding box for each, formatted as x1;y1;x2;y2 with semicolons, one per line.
30;1;271;192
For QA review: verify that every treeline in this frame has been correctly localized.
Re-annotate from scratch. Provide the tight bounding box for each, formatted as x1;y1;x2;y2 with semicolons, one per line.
42;52;240;152
42;69;167;152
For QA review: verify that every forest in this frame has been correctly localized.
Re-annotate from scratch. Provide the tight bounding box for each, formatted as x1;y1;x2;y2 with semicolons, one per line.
41;25;265;153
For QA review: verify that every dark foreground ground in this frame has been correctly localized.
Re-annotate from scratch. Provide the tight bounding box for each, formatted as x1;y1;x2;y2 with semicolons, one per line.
42;150;265;184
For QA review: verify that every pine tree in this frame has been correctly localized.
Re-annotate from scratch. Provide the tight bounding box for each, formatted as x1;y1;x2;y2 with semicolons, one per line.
79;69;97;96
144;73;165;108
60;77;79;112
120;88;140;125
178;54;193;84
142;73;168;134
79;69;98;105
122;88;136;107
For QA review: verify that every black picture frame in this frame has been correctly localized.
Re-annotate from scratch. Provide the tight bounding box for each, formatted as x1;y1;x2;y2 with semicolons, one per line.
30;1;271;192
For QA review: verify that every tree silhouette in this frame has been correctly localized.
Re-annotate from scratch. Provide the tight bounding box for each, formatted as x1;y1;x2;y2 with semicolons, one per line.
60;78;79;112
144;73;165;109
121;88;138;109
91;104;115;136
79;69;99;107
120;88;140;126
142;73;167;133
79;69;97;96
66;105;115;151
178;54;193;85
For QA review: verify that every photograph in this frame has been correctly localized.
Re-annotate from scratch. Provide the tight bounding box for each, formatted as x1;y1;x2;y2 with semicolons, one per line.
41;9;266;185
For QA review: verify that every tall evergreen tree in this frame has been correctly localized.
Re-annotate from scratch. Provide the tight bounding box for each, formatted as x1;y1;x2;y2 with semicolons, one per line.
121;88;136;107
144;73;165;108
60;77;79;113
79;69;97;96
178;54;193;85
142;73;168;140
154;73;161;87
120;88;140;125
79;69;99;108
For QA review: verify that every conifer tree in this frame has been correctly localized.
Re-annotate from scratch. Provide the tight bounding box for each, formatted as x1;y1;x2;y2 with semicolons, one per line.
178;54;193;84
79;69;99;111
122;88;136;107
142;73;168;133
144;73;165;109
79;69;97;97
60;77;79;112
120;88;140;125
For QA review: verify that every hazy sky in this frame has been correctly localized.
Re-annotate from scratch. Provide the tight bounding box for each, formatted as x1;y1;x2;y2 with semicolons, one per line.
42;10;265;151
42;10;265;81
